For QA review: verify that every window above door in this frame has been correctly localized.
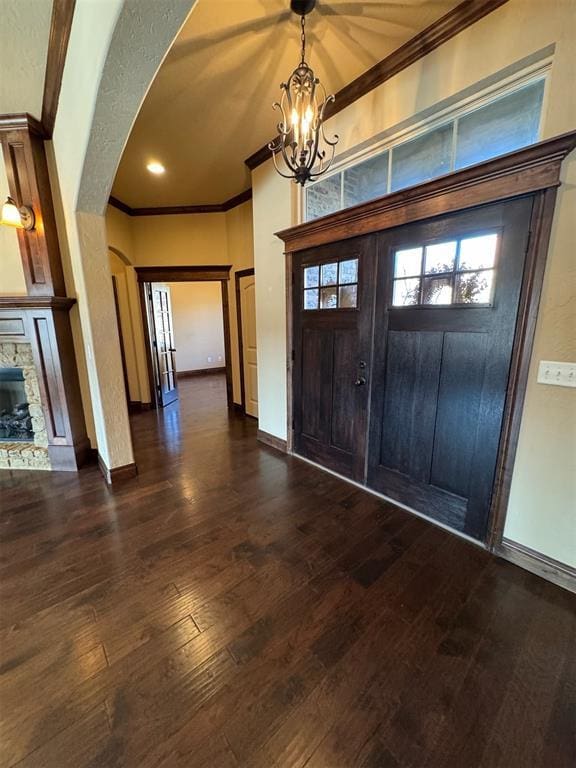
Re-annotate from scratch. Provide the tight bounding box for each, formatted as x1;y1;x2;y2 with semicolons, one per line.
305;69;548;223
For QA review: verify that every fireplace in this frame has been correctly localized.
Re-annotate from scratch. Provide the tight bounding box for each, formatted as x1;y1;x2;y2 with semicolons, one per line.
0;343;50;470
0;368;34;441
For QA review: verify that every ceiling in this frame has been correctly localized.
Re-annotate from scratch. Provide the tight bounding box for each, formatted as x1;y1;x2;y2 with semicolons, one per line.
0;0;53;117
112;0;461;208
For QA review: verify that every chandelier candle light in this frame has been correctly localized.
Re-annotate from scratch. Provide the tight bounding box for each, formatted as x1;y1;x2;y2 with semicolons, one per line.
269;0;339;186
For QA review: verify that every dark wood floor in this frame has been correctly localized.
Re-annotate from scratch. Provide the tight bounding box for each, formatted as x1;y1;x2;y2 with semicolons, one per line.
0;374;574;768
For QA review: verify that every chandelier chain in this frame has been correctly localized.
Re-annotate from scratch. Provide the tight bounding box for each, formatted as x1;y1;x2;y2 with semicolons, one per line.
300;15;306;64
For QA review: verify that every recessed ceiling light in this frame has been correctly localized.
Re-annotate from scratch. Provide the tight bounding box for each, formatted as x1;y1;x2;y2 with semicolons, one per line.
146;161;165;175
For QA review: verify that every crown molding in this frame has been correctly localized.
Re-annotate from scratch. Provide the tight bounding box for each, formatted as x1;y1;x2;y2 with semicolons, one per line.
276;131;576;252
0;296;76;311
245;0;510;171
108;188;252;217
0;113;46;136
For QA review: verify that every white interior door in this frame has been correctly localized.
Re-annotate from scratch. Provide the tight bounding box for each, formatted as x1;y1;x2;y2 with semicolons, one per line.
240;275;258;418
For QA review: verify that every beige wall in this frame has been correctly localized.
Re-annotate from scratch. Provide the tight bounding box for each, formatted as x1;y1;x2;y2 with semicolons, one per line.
0;153;27;295
105;199;254;404
167;282;225;373
251;0;576;567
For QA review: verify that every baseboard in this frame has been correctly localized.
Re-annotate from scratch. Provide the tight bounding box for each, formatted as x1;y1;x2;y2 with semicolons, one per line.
177;367;226;378
47;437;92;471
128;401;153;413
257;429;287;453
97;453;138;485
232;403;244;414
498;538;576;593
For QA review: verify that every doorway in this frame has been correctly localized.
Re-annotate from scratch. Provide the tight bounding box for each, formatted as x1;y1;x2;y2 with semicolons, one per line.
292;197;533;542
136;266;233;410
235;268;258;418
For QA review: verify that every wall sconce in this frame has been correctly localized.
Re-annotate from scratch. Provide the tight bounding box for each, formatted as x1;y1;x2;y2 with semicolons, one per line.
0;196;35;231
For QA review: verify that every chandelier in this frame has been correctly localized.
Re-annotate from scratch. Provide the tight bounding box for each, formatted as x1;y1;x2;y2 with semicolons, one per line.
269;0;339;186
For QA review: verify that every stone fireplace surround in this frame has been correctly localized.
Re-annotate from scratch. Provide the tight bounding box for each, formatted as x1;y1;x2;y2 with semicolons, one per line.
0;297;90;472
0;342;50;470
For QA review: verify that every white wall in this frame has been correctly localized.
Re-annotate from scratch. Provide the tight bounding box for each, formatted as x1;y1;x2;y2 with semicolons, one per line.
251;0;576;567
167;282;225;372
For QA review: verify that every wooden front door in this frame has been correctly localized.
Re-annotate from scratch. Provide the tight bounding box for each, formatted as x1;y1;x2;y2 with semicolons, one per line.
239;274;259;418
367;198;533;539
293;235;376;481
149;283;178;407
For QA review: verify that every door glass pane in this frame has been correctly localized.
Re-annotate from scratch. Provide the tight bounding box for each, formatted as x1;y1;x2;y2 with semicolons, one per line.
339;284;357;308
343;151;389;207
455;80;545;170
425;241;457;274
393;278;420;306
455;270;494;303
422;275;453;305
320;286;338;309
306;173;342;220
459;233;498;270
395;247;422;278
321;262;338;286
390;124;453;192
338;259;358;284
304;288;319;310
304;265;319;288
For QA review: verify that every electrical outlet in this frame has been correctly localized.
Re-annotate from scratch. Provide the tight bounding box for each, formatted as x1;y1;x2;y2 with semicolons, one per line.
207;356;213;363
217;355;223;362
537;360;576;388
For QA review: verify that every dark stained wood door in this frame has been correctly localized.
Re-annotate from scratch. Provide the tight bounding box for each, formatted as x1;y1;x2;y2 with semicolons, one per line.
293;235;376;480
150;283;178;407
367;198;533;540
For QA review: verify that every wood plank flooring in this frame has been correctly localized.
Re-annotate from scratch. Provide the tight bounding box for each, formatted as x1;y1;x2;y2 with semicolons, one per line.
0;374;574;767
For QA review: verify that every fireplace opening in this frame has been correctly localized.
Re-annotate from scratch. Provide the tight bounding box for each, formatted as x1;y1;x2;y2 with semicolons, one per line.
0;367;34;442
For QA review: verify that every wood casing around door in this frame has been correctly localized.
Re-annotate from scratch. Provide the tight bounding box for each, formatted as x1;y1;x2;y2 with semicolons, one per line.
279;132;576;551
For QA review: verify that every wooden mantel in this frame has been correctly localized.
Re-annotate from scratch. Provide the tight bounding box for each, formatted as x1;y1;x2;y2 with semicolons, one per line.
276;131;576;252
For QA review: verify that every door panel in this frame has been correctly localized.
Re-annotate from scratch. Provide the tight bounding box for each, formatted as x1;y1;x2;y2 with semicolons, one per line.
367;198;533;539
240;276;258;418
150;284;178;407
379;330;443;482
293;235;376;481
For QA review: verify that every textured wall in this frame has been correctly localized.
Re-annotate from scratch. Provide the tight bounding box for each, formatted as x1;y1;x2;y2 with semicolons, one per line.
0;153;27;295
51;0;195;468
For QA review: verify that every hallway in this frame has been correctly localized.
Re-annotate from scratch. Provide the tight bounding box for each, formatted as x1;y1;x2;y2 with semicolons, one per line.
0;375;574;767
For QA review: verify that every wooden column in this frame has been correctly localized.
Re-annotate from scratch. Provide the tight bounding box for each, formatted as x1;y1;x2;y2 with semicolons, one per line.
0;114;89;471
1;114;66;296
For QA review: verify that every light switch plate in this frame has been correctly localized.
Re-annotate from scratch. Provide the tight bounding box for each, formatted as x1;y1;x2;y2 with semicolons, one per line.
537;360;576;388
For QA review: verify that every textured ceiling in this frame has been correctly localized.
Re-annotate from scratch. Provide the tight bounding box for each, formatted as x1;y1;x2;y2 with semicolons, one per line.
0;0;53;117
112;0;461;208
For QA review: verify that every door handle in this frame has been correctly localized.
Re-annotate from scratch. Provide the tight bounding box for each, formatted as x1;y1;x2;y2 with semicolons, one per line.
354;376;367;386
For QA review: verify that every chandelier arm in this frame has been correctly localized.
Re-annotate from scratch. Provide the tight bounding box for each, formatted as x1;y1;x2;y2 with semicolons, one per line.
271;149;298;179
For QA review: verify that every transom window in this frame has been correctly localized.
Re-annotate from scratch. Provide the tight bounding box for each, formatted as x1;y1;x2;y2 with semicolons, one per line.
306;76;546;222
303;258;358;310
392;233;498;307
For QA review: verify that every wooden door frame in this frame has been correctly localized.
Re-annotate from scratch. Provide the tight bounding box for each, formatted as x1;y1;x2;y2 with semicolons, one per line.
277;131;576;558
135;265;233;409
235;268;255;414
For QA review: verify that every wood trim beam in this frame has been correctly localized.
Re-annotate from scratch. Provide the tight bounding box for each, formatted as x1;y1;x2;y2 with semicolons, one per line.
245;0;510;171
0;113;45;137
276;132;576;252
0;296;76;310
135;265;232;283
108;188;253;217
42;0;76;138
